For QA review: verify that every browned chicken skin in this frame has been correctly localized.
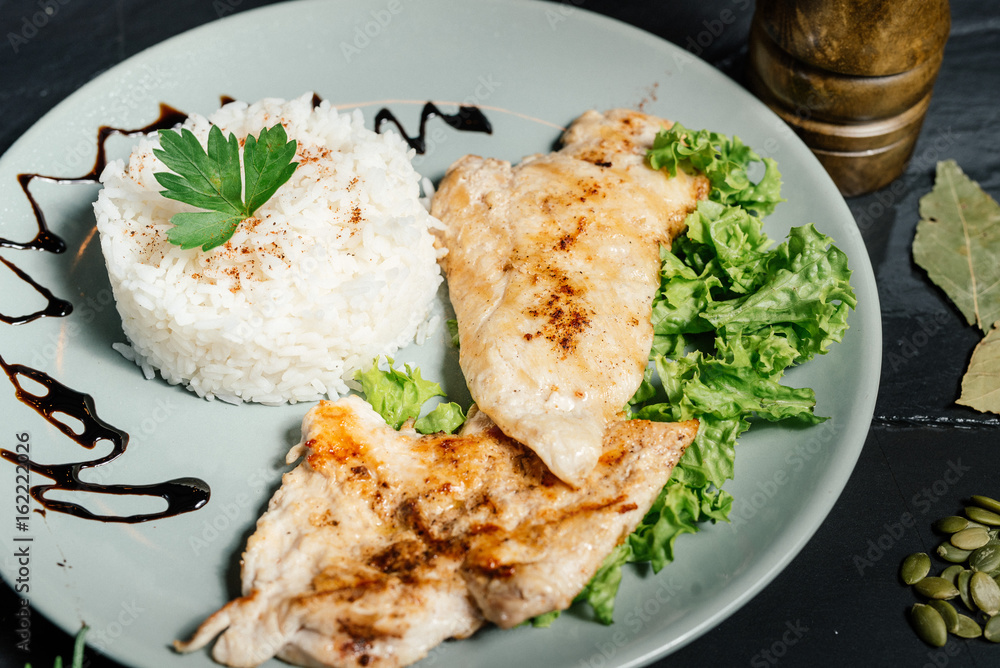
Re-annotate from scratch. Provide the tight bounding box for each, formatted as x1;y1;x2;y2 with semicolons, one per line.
175;397;696;667
431;109;708;485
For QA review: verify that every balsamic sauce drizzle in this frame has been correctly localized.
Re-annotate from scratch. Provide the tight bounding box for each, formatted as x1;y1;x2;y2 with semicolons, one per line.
0;103;188;254
0;103;188;326
0;102;206;522
0;354;210;522
375;102;492;154
0;256;73;325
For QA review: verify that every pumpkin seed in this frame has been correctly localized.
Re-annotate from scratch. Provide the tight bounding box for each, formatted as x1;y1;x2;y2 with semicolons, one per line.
971;495;1000;515
985;614;1000;643
971;544;1000;573
928;600;960;633
958;570;974;610
941;565;963;585
914;577;961;600
902;552;931;584
966;506;1000;527
934;516;970;533
952;527;991;550
954;614;983;639
910;604;948;647
937;541;973;563
970;571;1000;615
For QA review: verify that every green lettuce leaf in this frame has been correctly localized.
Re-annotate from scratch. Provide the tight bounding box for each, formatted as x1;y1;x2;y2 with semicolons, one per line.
682;200;773;294
655;352;823;425
446;318;461;348
628;480;733;573
356;357;445;429
704;224;856;364
674;415;742;488
647;122;784;216
529;610;562;628
573;543;633;624
651;247;720;337
414;402;467;434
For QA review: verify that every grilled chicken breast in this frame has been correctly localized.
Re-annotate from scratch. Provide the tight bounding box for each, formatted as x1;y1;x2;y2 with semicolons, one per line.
430;109;708;485
175;396;696;667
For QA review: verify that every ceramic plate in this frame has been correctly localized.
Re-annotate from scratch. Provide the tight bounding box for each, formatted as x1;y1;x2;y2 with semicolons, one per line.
0;1;881;666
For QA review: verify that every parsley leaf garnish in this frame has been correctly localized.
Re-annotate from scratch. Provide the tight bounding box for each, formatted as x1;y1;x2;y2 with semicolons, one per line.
153;124;298;251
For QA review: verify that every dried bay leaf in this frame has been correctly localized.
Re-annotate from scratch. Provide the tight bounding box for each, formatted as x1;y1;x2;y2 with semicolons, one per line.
958;323;1000;414
913;160;1000;334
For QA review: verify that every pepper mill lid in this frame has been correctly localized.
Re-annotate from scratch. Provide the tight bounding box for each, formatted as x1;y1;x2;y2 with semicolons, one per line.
748;0;950;196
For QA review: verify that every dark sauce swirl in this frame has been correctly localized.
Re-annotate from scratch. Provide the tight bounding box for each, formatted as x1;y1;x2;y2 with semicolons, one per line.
0;256;73;325
375;102;492;154
0;103;188;326
0;103;207;522
0;355;210;522
0;103;188;254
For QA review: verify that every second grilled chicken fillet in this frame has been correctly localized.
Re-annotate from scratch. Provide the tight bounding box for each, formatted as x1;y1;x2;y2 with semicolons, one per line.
175;396;697;667
431;109;708;485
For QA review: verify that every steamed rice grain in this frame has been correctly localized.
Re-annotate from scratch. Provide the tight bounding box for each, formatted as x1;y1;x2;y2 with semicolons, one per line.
94;93;443;404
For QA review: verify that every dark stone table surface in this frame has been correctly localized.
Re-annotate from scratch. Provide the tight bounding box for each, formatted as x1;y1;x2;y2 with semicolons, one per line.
1;1;998;667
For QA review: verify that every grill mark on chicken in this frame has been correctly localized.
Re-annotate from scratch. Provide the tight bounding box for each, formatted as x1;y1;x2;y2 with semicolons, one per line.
431;109;708;485
524;267;592;356
175;397;697;667
370;540;430;578
553;215;588;251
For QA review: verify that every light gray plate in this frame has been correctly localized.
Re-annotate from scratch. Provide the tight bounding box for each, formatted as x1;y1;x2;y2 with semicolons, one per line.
0;1;881;667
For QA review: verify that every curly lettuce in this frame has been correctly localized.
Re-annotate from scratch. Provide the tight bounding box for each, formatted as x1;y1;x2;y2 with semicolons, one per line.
647;122;784;216
356;358;465;434
577;126;855;625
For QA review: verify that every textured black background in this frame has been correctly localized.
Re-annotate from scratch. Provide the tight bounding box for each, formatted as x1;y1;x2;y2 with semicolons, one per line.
1;1;999;667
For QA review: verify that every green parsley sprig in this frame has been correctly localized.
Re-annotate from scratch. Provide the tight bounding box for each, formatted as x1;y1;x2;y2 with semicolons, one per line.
153;124;298;251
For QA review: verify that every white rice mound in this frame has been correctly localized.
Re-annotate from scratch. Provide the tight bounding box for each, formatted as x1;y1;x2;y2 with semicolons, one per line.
94;93;443;404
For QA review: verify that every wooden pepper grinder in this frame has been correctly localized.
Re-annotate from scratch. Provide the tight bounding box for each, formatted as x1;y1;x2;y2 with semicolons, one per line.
747;0;950;196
